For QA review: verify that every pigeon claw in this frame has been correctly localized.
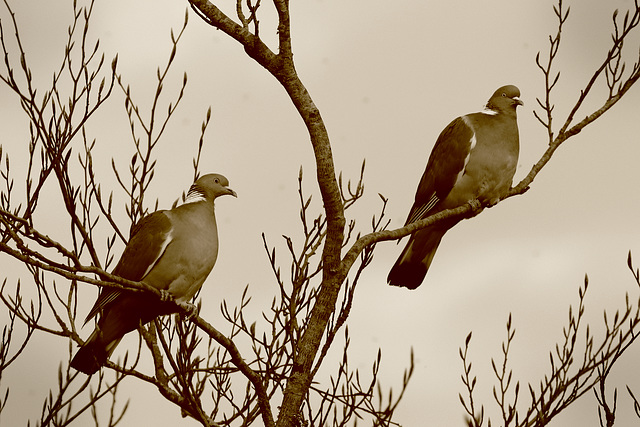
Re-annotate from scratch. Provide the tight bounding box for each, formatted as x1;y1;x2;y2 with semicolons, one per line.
159;289;174;302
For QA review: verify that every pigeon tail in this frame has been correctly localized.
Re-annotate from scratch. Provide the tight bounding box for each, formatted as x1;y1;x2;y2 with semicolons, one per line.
387;228;444;289
70;331;121;375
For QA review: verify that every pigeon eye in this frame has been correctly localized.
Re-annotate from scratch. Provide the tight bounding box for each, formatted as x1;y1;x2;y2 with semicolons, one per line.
214;178;220;183
502;93;507;97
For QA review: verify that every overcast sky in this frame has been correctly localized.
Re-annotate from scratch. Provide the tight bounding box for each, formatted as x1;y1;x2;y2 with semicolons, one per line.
2;0;640;426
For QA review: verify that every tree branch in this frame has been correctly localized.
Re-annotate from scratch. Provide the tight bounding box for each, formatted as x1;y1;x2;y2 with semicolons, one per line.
185;307;276;427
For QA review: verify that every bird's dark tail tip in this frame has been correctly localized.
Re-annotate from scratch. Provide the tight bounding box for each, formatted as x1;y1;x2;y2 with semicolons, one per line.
70;341;108;375
387;261;428;290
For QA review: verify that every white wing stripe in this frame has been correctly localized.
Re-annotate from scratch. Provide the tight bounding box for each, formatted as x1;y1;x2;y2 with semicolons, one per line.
141;228;173;279
455;117;477;184
407;193;439;224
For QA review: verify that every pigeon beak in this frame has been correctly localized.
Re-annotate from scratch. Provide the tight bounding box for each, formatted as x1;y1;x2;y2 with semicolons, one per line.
513;97;524;106
225;187;238;198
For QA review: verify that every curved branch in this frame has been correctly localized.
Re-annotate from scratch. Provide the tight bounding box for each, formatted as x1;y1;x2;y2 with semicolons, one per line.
340;201;482;278
189;0;280;71
183;307;276;427
340;72;639;273
188;3;347;425
558;4;640;136
0;233;164;298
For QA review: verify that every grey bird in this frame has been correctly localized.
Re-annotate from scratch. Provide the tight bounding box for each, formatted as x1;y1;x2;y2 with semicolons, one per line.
71;173;236;374
388;85;523;289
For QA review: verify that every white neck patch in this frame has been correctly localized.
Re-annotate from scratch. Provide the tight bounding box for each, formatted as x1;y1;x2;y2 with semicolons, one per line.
481;108;498;115
182;186;207;205
183;193;206;204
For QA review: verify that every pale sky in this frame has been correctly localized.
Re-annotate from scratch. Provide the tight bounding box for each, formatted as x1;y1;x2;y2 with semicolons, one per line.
2;0;640;426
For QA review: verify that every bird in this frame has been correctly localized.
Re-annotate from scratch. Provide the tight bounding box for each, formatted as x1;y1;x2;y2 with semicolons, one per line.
71;173;237;374
387;85;523;289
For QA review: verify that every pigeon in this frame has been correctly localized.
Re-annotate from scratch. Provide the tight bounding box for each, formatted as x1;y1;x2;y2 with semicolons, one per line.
388;85;522;289
71;173;236;374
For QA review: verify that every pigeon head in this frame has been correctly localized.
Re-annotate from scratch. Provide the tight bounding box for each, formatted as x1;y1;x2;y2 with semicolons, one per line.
485;85;524;113
187;173;237;202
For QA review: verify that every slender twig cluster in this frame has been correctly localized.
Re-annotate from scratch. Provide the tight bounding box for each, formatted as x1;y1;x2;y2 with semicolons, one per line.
460;257;640;427
0;1;209;425
1;0;640;426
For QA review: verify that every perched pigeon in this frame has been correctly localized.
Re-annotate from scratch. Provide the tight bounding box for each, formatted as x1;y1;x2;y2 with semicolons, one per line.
388;85;523;289
71;173;237;374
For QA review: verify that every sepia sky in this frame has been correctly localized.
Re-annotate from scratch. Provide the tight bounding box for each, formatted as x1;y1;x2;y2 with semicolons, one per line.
2;0;640;425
